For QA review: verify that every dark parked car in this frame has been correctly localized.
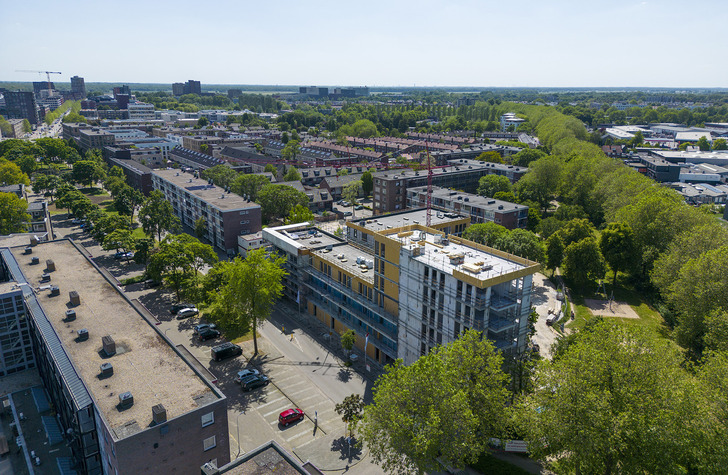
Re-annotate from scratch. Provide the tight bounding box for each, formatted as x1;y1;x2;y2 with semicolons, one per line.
241;375;269;392
198;328;221;341
211;342;242;361
170;303;194;315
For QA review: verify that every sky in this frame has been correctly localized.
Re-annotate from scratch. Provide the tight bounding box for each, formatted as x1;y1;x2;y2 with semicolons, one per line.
1;0;726;89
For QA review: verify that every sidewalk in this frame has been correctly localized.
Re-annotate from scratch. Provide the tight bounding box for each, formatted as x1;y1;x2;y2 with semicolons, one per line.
294;428;376;473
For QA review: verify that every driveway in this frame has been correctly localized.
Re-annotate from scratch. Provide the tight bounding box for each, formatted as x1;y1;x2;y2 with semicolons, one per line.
531;273;564;358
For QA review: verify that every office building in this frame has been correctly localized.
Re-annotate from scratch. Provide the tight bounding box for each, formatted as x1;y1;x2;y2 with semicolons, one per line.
407;186;529;229
172;83;185;96
4;91;40;125
78;128;115;151
0;239;230;474
151;168;262;255
127;102;155;121
372;160;527;214
184;80;202;95
71;76;86;99
263;214;538;366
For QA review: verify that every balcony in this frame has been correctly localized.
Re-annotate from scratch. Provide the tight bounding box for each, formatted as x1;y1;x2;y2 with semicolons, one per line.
490;294;517;312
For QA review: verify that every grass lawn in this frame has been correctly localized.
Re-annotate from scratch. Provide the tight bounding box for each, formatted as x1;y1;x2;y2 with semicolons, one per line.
566;273;670;338
231;329;258;345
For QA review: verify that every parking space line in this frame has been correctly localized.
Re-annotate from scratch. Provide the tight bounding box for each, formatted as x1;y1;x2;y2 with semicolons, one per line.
281;380;308;390
287;387;314;398
285;431;310;443
255;396;285;409
273;375;299;385
295;394;320;404
263;405;292;417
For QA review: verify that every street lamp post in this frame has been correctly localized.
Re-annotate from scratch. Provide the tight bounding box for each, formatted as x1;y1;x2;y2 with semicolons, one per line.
235;411;245;458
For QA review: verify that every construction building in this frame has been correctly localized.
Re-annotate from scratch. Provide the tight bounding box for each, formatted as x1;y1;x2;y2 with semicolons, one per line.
0;239;229;474
262;209;538;366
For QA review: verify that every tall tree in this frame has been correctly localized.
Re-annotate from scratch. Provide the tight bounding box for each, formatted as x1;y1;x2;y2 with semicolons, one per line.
518;322;703;475
72;160;105;187
545;232;565;271
257;184;309;222
562;237;606;287
361;171;374;196
600;222;637;286
139;190;180;242
102;229;136;255
335;394;364;438
286;204;314;224
462;222;508;247
283;166;301;181
342;180;363;207
208;249;287;355
201;165;238;189
476;174;512;198
515;155;564;212
361;330;510;474
0;192;30;234
0;159;30;186
231;173;270;201
113;185;144;227
281;140;301;162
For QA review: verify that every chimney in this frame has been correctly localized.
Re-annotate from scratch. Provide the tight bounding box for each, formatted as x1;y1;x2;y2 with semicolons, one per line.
152;404;167;424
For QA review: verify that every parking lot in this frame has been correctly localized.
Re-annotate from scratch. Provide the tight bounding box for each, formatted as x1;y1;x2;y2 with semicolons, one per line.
50;210;373;469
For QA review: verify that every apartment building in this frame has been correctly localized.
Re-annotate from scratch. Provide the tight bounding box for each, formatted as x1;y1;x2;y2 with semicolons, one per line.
0;239;229;474
263;209;536;366
372;160;527;214
127;102;155;121
407;186;529;229
4;91;40;125
151;169;262;255
79;128;115;151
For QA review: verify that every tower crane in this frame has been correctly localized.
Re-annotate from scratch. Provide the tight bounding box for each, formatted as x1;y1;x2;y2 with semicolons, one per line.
15;70;62;92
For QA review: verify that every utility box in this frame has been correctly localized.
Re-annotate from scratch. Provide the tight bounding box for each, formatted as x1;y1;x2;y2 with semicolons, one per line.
77;328;89;341
49;286;60;297
102;336;116;356
119;392;134;409
152;404;167;424
69;291;80;306
31;257;39;265
46;260;55;272
100;362;113;377
24;247;32;255
40;274;51;283
65;309;76;321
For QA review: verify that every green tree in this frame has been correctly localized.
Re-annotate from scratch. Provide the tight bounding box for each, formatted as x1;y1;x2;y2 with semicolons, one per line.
600;222;638;286
33;174;64;202
22;119;31;133
201;165;238;189
361;330;510;474
139;190;180;241
462;222;508;247
0;159;30;186
476;174;512;198
496;229;545;262
349;119;378;138
340;329;356;356
89;214;129;243
208;249;287;355
713;138;728;150
197;116;209;127
195;216;207;240
283;166;301;181
147;234;217;301
515;155;564;212
545;232;565;271
133;237;154;269
286;204;314;225
72;160;105;187
231;173;270;201
511;148;547;167
113;185;144;227
475;151;502;163
492;191;517;203
15;154;38;176
257;184;309;223
337;168;349;176
281;140;301;162
696;135;711;151
335;394;364;438
361;171;374;196
518;322;701;475
562;237;606;287
264;163;277;174
558;218;596;247
102;229;136;254
342;180;363;207
0;192;30;234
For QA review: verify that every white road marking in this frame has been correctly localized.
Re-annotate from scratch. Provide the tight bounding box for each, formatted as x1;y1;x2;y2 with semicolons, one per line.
255;396;285;409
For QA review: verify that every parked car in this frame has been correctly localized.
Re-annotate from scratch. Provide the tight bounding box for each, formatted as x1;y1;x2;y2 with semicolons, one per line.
176;307;199;319
278;408;304;427
211;342;243;361
71;218;81;225
343;211;353;217
198;328;221;341
241;374;269;392
170;303;194;315
234;368;260;383
143;279;161;289
193;323;217;334
120;252;134;261
355;205;363;210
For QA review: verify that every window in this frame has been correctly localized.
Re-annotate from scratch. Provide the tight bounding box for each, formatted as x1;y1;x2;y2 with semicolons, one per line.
201;412;214;427
203;436;216;451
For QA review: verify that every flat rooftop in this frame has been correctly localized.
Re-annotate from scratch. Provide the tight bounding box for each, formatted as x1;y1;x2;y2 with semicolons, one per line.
153;168;259;211
388;230;537;282
351;208;466;233
410;186;528;213
312;244;375;284
9;240;217;440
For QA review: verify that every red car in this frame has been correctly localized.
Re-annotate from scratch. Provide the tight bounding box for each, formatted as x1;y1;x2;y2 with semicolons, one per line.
278;408;304;427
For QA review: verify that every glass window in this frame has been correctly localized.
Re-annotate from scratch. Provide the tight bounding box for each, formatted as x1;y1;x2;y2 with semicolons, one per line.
203;436;216;451
201;412;214;427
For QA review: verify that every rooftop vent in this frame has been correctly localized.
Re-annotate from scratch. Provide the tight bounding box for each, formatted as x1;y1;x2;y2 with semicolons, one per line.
49;285;60;297
31;257;40;265
77;328;89;341
100;362;113;377
152;404;167;424
30;236;39;246
69;291;80;306
64;309;76;321
40;273;51;283
102;336;116;356
46;260;56;272
24;247;32;255
118;392;134;409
